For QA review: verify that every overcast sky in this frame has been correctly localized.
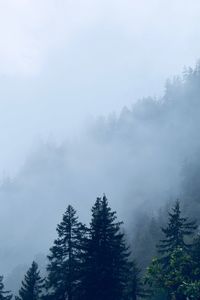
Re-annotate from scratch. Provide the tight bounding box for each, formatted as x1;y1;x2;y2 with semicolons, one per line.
1;0;200;176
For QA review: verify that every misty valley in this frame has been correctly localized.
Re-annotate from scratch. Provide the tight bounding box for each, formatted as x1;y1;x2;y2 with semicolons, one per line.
2;0;200;299
0;65;200;300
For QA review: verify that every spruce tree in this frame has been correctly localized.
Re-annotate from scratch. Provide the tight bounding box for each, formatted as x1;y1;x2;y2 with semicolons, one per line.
15;261;44;300
82;195;130;300
46;205;86;300
0;276;12;300
146;200;197;300
157;200;197;262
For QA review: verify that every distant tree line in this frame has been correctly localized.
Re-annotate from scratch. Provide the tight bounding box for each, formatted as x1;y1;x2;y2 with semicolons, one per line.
1;196;200;300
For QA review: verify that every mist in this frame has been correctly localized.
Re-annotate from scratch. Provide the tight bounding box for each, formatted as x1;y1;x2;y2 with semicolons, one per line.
1;0;200;176
0;65;200;283
1;1;200;297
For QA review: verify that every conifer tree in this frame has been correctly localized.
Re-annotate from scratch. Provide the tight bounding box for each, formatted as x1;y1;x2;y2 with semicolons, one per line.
157;200;197;262
146;200;197;300
82;195;130;300
0;276;12;300
46;205;86;300
15;261;44;300
146;247;192;300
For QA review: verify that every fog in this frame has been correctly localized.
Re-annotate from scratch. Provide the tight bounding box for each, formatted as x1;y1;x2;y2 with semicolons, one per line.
1;0;200;175
1;66;200;281
1;0;200;293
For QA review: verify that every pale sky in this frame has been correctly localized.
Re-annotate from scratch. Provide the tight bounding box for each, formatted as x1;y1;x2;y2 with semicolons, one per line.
1;0;200;175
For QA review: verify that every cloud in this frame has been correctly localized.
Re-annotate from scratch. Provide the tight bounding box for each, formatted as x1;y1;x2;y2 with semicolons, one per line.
0;0;101;76
1;0;200;76
0;0;200;180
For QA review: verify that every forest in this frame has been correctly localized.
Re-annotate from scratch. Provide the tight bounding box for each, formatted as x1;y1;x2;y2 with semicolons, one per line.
0;195;200;300
2;1;200;299
2;61;200;300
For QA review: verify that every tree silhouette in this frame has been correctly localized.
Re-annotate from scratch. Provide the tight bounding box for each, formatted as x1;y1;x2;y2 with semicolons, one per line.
15;261;44;300
46;205;87;300
81;195;130;300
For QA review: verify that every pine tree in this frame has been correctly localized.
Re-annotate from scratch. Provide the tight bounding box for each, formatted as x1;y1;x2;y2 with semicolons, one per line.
0;276;12;300
157;200;197;262
146;200;197;300
82;195;130;300
15;261;44;300
46;205;87;300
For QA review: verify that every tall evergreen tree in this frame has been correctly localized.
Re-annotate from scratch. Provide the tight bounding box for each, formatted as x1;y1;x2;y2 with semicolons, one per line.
82;195;130;300
157;200;197;262
46;205;86;300
0;276;12;300
15;261;44;300
146;201;197;300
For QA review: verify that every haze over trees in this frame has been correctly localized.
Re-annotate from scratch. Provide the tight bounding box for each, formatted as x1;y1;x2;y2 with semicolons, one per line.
0;276;12;300
0;65;200;275
1;64;200;298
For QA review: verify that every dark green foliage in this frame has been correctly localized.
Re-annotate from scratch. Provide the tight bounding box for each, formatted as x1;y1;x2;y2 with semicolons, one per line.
146;201;197;300
15;261;44;300
81;195;130;300
146;247;193;300
186;233;200;299
190;235;200;281
0;276;12;300
157;200;197;262
46;205;87;300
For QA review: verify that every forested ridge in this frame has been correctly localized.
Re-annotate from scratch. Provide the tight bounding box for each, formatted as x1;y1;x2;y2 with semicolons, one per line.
2;64;200;274
2;65;200;299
